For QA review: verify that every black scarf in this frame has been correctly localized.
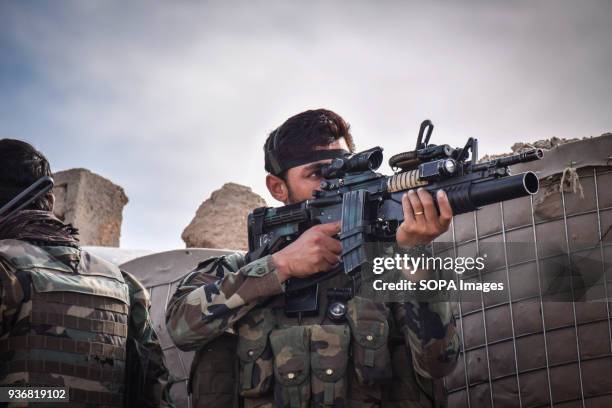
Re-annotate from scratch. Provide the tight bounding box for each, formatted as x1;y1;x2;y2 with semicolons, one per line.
0;210;79;247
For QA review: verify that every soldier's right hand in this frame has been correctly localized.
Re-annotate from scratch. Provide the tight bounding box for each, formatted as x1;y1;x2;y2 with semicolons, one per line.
272;221;342;283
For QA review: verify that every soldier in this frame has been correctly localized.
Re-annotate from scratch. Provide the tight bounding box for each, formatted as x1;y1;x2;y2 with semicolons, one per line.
166;109;460;407
0;139;173;407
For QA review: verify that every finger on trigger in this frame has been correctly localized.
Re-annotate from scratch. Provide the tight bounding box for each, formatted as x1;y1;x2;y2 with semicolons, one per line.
322;234;342;254
321;249;340;266
318;221;341;235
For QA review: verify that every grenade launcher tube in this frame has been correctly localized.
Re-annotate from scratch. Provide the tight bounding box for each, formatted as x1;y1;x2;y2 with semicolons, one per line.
420;171;539;215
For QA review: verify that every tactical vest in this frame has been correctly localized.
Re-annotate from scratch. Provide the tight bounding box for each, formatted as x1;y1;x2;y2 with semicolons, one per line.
190;271;441;408
0;239;130;407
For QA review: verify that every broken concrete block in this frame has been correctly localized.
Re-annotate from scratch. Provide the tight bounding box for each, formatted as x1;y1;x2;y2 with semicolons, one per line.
182;182;267;250
52;168;128;247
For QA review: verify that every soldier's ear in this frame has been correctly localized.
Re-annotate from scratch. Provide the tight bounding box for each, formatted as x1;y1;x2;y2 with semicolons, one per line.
266;174;288;203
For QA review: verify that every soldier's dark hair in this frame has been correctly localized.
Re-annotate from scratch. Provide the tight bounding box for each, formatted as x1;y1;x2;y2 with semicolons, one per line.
264;109;356;177
0;139;53;211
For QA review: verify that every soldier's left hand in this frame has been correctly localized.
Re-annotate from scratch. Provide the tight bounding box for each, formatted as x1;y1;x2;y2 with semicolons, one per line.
396;188;453;247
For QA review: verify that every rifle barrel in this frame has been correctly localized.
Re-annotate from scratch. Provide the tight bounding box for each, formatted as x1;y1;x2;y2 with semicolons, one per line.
472;148;543;171
496;148;544;167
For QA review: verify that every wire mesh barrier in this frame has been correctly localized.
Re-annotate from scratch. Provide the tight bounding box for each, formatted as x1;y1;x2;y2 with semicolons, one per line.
436;135;612;408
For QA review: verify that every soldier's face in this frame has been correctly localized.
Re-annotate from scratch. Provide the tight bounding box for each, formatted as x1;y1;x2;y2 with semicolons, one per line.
283;138;350;204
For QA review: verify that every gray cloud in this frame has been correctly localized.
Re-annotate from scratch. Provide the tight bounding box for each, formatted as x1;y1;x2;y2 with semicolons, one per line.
1;0;610;249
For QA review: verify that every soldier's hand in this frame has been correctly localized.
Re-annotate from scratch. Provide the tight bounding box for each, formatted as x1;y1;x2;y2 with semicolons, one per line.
396;188;453;247
272;221;342;283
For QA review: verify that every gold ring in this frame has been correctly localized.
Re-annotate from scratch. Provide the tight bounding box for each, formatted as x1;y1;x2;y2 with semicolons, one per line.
414;211;424;216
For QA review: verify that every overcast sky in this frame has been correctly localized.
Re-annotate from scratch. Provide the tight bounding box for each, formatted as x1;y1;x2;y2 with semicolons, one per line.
1;1;610;250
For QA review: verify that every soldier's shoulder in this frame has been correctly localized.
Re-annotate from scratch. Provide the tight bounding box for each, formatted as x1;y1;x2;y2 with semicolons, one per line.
121;270;151;307
0;239;73;274
194;252;247;275
175;252;247;288
0;239;46;264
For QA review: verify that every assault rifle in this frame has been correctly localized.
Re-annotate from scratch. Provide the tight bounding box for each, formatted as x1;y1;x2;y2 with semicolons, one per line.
246;120;543;314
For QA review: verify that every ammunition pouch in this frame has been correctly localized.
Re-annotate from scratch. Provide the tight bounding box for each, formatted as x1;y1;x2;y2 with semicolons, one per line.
310;325;350;407
270;326;311;408
233;296;435;407
237;308;276;398
346;296;392;385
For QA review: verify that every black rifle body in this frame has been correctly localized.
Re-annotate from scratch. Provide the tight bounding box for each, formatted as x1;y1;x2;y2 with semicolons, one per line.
247;144;542;289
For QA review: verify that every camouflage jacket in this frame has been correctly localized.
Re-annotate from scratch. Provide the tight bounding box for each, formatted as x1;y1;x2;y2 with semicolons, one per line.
167;251;460;407
0;239;172;407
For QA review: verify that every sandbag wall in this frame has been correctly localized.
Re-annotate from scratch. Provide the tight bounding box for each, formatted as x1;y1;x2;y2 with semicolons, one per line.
436;135;612;408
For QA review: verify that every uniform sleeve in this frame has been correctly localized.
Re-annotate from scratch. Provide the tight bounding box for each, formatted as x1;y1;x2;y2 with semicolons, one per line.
387;244;461;379
0;257;24;336
165;253;284;351
123;271;174;408
393;300;460;379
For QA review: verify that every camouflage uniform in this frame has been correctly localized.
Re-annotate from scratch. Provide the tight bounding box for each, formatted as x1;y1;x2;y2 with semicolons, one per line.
167;247;460;408
0;238;171;407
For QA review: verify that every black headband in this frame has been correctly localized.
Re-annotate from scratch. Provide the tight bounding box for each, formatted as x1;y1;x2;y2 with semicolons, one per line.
266;148;350;175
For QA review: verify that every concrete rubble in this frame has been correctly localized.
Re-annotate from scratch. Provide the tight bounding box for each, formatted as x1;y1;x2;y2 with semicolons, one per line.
479;133;611;162
181;182;267;251
52;168;128;247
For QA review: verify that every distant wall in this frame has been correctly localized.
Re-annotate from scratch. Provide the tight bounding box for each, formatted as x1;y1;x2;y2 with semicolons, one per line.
53;168;128;247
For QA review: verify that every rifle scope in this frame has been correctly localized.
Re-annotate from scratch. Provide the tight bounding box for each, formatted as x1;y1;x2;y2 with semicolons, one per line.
321;147;383;177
